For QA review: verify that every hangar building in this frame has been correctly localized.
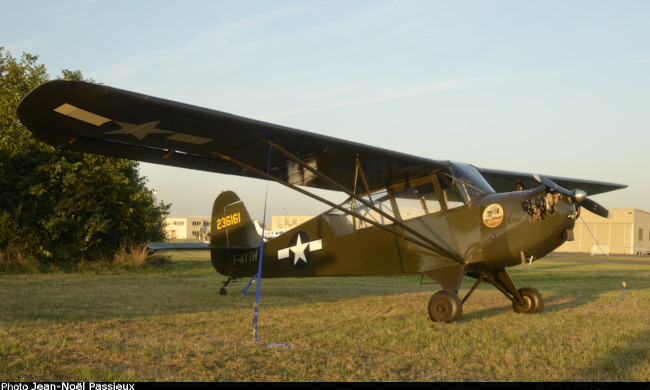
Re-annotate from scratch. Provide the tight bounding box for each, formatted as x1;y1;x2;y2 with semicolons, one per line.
554;208;650;255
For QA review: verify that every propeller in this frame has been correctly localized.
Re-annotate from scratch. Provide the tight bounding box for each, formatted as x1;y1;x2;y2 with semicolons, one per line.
533;174;612;219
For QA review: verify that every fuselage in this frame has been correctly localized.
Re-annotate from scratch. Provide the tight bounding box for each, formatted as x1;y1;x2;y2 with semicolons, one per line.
210;188;577;279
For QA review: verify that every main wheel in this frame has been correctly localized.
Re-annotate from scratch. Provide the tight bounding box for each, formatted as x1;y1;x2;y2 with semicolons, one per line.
428;290;462;323
512;287;543;314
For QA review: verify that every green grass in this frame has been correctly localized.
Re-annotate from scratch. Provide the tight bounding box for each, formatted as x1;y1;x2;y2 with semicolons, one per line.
1;252;649;381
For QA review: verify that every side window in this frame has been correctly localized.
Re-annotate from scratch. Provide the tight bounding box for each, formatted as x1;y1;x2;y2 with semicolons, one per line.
391;176;442;219
437;173;466;210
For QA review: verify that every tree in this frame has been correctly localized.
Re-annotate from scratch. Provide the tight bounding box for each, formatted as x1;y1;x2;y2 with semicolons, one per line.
0;48;169;265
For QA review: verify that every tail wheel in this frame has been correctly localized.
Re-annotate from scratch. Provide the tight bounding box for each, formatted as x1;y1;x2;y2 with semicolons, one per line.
512;287;544;314
428;290;462;323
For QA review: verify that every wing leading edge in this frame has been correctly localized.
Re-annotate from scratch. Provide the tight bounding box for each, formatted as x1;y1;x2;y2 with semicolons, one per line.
17;80;626;196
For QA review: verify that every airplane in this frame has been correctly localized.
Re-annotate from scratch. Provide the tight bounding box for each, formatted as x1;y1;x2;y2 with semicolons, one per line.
253;220;284;240
17;80;626;323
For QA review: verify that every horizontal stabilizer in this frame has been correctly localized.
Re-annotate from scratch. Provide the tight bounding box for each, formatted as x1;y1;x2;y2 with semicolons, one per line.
148;242;216;251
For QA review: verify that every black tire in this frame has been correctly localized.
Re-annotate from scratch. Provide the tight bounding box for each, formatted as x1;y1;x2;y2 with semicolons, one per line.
512;287;543;314
428;290;462;323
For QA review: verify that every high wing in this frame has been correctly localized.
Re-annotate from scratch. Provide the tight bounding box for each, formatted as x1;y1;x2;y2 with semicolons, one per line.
17;80;626;196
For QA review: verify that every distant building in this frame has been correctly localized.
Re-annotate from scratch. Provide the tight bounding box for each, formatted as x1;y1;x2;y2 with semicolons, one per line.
270;215;315;232
164;215;211;241
554;208;650;255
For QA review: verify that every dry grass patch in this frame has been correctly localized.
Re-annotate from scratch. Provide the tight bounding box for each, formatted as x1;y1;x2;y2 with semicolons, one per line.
112;241;151;267
1;254;649;381
0;244;41;273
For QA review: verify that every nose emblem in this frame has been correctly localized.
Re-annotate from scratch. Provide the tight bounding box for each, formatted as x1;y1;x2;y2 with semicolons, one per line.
483;204;504;228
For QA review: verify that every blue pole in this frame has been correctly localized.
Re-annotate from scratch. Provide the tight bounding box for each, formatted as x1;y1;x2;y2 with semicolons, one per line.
253;143;272;344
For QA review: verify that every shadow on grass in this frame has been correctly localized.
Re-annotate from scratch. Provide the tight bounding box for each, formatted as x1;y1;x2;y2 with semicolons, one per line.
1;258;646;324
455;272;636;323
0;269;432;323
578;326;650;381
459;294;583;323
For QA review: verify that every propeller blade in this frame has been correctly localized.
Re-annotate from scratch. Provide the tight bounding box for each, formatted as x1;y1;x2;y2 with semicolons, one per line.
580;197;612;219
533;173;574;197
533;174;611;218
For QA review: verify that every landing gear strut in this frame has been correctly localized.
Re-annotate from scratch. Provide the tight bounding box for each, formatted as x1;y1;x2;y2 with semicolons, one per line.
466;268;545;315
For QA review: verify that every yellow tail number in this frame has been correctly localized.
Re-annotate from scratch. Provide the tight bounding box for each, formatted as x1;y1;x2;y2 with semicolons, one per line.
216;212;241;230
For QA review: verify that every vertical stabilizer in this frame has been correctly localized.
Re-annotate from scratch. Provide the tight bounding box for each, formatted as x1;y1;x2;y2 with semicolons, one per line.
211;191;260;248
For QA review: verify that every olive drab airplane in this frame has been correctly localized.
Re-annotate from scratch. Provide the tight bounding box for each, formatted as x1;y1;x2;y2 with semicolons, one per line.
17;80;626;323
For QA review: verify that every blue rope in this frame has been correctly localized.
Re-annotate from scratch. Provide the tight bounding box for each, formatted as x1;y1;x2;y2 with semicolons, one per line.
252;142;291;348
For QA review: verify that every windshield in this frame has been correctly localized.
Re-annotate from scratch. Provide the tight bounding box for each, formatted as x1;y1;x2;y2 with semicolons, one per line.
441;162;496;205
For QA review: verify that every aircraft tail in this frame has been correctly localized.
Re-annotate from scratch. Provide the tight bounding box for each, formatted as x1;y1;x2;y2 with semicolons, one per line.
211;191;260;249
151;191;261;278
252;219;264;237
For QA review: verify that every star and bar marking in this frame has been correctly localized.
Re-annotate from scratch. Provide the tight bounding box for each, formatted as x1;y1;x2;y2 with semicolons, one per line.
53;103;213;145
104;120;172;141
277;232;323;270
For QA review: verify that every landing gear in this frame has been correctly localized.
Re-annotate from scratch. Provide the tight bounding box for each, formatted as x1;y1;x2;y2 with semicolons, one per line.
424;267;544;322
220;277;235;295
466;268;545;316
428;290;462;323
512;287;544;314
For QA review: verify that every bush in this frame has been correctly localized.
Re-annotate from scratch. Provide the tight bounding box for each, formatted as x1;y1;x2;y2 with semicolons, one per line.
1;48;170;269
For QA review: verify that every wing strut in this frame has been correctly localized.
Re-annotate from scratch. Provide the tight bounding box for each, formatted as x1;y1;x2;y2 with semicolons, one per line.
352;156;374;232
217;144;464;264
266;141;462;262
355;157;373;202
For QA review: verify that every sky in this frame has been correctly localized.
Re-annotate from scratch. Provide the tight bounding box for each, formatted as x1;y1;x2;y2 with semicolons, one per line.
3;0;649;221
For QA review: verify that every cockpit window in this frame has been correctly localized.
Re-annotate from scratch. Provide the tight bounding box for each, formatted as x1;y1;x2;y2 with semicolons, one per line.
391;176;441;218
324;164;496;235
440;162;496;206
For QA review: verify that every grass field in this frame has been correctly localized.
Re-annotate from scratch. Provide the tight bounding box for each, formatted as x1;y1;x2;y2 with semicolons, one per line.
1;252;649;382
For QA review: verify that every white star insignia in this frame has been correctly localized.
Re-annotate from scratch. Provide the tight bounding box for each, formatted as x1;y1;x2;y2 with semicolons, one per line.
290;235;310;265
278;234;323;266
